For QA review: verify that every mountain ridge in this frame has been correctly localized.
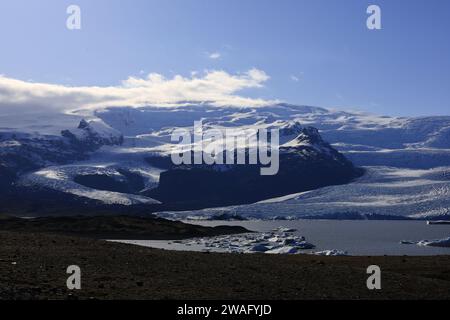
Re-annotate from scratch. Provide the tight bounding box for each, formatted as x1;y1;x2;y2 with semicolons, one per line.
2;102;450;218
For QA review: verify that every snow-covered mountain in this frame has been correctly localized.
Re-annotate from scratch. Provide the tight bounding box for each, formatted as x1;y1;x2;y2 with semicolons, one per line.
145;126;362;210
0;117;123;172
0;116;128;207
95;103;450;169
2;102;450;218
61;119;124;150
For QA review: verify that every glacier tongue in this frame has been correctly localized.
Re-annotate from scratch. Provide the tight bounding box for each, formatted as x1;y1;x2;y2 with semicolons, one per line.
19;164;161;206
155;166;450;220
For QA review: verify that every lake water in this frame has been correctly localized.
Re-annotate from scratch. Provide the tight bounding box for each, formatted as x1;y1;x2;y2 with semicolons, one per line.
112;220;450;256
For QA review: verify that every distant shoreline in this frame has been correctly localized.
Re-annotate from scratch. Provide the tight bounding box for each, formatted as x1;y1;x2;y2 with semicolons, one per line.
0;215;250;240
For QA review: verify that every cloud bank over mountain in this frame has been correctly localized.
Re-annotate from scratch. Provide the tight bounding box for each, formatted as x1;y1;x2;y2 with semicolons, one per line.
0;68;275;114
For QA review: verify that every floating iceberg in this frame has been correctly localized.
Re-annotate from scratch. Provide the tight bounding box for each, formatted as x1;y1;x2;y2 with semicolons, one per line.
399;240;416;245
417;237;450;248
400;237;450;248
313;250;348;256
427;221;450;225
175;229;318;254
296;241;316;250
266;246;298;254
247;244;270;252
272;227;297;233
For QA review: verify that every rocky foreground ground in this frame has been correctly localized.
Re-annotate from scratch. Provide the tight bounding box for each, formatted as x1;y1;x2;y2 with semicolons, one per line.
1;231;450;300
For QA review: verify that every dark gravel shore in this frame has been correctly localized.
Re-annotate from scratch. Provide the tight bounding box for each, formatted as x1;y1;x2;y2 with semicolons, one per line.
1;231;450;300
0;215;249;240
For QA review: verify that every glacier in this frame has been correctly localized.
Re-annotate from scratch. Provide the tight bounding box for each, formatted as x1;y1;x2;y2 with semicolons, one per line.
154;166;450;220
2;102;450;218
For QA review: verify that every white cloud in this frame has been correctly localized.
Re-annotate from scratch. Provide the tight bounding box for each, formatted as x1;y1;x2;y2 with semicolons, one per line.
208;52;221;60
0;69;276;114
290;75;300;82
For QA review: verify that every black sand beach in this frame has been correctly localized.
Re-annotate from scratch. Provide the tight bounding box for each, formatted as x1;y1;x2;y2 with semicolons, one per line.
1;230;450;300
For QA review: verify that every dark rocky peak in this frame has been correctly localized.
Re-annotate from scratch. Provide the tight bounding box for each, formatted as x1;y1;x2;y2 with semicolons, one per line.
78;119;90;130
295;127;324;145
279;121;303;137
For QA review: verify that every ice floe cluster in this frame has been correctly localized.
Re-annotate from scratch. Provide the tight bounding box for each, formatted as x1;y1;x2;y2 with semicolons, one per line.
400;237;450;248
179;227;348;255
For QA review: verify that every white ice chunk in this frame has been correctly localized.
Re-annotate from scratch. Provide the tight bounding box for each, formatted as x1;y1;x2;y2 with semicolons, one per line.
417;237;450;248
313;250;348;256
265;246;298;254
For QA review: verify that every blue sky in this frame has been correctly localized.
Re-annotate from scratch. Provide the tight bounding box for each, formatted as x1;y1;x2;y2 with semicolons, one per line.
0;0;449;116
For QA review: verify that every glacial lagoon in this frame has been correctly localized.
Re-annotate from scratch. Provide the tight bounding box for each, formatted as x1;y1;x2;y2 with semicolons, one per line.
111;220;450;256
